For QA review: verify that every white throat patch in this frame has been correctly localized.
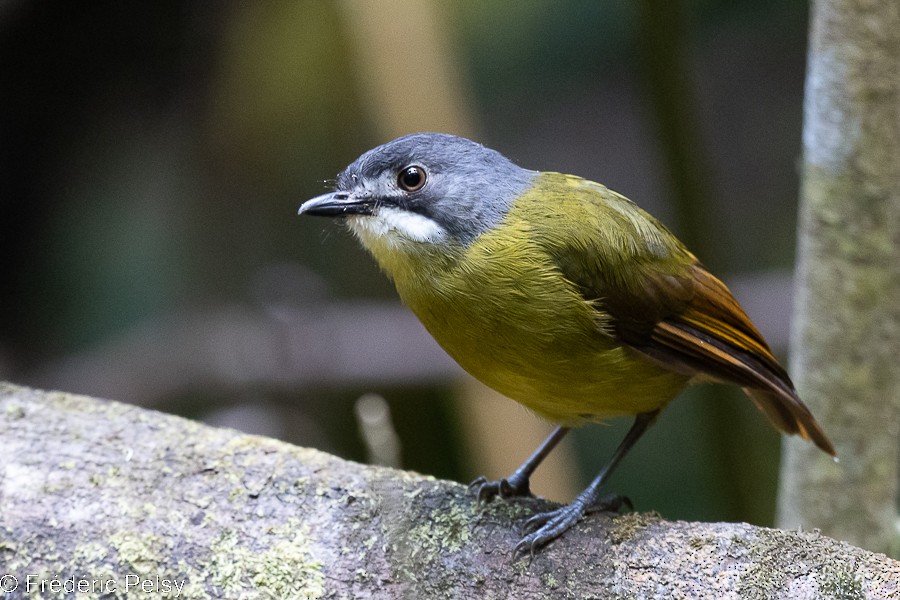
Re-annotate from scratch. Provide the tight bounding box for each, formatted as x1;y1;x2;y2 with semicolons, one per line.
348;207;447;246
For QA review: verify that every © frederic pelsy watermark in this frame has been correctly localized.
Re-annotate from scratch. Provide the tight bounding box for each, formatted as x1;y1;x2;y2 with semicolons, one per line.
0;573;187;596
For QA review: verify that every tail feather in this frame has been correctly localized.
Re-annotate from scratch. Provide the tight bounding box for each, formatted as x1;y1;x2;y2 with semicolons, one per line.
743;387;835;456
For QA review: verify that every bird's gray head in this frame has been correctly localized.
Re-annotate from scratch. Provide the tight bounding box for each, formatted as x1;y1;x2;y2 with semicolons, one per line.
298;133;536;247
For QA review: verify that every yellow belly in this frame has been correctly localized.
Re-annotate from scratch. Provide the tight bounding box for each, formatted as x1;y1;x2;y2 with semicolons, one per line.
387;234;688;426
411;302;686;424
449;340;687;425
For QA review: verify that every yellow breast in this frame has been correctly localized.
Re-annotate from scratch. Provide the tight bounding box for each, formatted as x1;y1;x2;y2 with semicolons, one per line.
353;177;689;425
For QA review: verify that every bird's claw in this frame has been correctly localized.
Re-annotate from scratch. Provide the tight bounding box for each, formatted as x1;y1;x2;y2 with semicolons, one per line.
468;475;530;503
467;476;487;494
521;506;563;535
513;492;633;558
515;505;584;558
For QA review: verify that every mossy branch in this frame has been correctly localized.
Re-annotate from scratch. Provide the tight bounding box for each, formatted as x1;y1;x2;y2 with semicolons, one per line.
1;382;897;599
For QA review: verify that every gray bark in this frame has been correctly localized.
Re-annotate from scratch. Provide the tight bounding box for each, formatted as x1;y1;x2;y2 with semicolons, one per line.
1;382;898;599
779;0;900;556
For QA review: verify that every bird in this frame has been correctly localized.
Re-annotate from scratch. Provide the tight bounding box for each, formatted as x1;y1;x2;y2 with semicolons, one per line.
298;132;834;555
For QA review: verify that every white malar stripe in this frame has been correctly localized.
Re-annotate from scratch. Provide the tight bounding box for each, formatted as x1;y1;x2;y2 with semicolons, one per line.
349;207;447;245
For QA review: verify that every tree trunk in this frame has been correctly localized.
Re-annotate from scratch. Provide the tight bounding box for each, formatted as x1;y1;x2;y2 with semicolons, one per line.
1;382;898;599
778;0;900;557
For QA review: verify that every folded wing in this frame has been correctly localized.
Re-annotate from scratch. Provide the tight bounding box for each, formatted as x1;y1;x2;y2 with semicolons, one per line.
549;182;834;455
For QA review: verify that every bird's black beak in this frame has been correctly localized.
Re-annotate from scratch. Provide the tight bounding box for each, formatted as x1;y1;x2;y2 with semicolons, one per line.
298;191;375;217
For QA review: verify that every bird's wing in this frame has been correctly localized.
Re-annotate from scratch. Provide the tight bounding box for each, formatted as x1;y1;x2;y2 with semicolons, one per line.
547;181;834;455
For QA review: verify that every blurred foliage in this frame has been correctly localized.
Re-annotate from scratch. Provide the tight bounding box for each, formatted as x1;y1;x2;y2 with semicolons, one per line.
454;1;635;97
2;0;808;526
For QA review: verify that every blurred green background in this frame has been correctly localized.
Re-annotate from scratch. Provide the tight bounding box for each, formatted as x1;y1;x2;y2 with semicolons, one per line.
1;0;810;526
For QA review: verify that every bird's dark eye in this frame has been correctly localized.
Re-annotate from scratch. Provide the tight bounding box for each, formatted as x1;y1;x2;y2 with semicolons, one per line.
397;165;427;191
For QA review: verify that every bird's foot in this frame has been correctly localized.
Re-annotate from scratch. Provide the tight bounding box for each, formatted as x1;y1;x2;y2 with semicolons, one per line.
468;474;531;503
514;493;631;557
514;502;587;558
585;493;632;515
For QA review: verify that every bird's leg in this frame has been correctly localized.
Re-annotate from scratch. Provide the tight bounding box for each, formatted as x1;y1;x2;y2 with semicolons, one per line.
515;410;659;557
470;426;570;502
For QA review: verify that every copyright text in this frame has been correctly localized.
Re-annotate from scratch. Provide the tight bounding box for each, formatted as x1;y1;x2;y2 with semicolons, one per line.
0;574;186;596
